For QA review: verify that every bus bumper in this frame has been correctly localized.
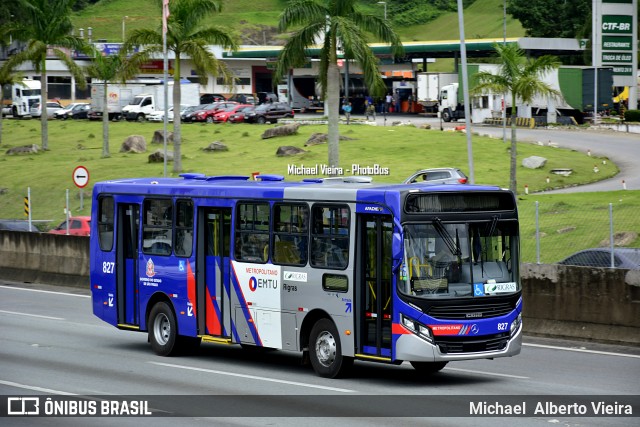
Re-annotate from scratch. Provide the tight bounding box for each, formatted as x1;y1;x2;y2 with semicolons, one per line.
395;323;523;362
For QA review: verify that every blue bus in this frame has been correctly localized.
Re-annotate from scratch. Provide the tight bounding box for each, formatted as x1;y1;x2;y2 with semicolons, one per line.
90;173;522;378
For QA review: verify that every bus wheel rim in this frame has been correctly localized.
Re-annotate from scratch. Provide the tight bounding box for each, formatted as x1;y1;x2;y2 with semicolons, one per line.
154;313;171;345
315;331;336;367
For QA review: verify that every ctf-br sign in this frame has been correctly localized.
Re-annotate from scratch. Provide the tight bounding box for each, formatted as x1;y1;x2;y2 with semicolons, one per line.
73;165;90;188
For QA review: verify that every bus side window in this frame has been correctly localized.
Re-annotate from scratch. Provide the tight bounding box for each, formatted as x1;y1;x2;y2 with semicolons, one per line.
142;198;173;256
98;196;114;251
174;199;193;257
310;204;349;269
272;203;308;266
235;202;270;263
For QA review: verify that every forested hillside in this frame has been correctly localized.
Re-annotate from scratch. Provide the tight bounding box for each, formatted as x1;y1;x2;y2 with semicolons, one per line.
59;0;523;45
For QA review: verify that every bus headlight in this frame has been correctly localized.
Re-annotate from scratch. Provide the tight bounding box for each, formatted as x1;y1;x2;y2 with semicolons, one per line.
401;314;433;343
510;313;522;336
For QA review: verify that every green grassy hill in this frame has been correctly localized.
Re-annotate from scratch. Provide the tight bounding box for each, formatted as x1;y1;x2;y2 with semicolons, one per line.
72;0;524;45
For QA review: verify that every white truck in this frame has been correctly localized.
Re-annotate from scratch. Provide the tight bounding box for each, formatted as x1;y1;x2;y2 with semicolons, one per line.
121;82;200;121
416;72;457;114
91;81;161;121
1;79;42;118
438;65;614;125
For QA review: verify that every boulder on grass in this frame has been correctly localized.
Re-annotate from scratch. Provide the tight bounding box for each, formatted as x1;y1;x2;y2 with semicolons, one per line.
304;133;356;146
6;144;39;155
120;135;147;153
276;146;307;157
148;149;174;163
261;124;300;139
202;141;228;152
152;130;174;144
522;156;547;169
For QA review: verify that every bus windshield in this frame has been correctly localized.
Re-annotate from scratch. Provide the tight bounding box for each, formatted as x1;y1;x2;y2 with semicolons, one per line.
400;220;519;299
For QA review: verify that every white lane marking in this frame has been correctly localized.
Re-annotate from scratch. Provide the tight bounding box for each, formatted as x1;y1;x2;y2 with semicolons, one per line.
0;379;77;395
0;285;90;298
0;310;65;321
444;367;529;379
149;361;357;393
523;342;640;359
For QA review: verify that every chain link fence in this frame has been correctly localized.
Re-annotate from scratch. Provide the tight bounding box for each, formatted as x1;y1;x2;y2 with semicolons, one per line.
518;199;640;266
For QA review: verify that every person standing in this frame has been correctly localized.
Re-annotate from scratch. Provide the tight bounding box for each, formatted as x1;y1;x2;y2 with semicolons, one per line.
385;93;393;114
342;101;352;124
393;90;401;113
365;95;376;121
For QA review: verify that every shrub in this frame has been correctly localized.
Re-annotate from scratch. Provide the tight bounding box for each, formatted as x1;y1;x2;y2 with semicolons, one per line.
624;109;640;122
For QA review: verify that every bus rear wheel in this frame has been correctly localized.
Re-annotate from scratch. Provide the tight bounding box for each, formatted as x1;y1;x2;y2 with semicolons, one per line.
410;361;448;374
149;302;179;356
309;319;353;378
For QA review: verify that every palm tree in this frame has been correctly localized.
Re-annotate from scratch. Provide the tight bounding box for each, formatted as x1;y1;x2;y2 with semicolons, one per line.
472;43;560;192
124;0;237;173
85;49;147;157
276;0;403;171
9;0;88;151
0;50;28;147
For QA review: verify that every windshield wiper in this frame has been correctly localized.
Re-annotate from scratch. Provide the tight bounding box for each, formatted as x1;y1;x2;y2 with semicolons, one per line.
433;218;461;257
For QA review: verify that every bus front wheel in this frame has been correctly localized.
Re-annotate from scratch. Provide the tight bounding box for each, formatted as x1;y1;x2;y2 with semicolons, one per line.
410;361;448;374
309;319;353;378
149;302;179;356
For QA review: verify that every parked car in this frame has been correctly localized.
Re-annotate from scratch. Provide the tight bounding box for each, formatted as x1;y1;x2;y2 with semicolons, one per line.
227;93;257;105
213;104;253;123
0;219;39;232
558;248;640;269
403;168;469;185
184;102;238;123
180;105;205;122
244;102;294;124
199;93;226;104
30;101;63;119
57;103;91;120
227;105;256;123
87;107;103;121
147;105;190;122
256;92;278;105
53;103;85;119
48;216;91;236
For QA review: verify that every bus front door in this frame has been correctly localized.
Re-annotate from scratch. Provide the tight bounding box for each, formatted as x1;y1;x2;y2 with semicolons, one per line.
116;203;140;326
196;208;232;338
357;215;393;359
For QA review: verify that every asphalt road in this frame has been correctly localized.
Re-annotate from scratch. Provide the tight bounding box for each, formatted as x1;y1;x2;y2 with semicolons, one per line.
301;112;639;192
1;282;638;426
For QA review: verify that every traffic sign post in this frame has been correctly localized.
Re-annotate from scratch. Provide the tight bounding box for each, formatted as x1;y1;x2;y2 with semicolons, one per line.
73;166;90;211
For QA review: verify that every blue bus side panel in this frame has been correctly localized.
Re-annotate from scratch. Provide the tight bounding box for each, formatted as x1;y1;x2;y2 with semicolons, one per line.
205;255;223;335
125;258;136;324
90;247;117;327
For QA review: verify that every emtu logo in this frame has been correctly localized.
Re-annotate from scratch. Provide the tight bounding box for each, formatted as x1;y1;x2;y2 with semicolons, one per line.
248;277;258;292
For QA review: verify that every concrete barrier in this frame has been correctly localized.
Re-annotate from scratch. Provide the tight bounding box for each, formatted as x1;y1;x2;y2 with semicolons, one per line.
1;230;638;346
521;263;640;346
0;230;89;288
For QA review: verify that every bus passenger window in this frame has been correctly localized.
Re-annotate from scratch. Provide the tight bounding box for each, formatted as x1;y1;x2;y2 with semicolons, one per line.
142;199;173;256
310;205;349;269
98;196;114;251
235;202;270;263
272;203;308;266
175;200;193;257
